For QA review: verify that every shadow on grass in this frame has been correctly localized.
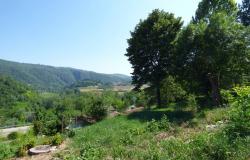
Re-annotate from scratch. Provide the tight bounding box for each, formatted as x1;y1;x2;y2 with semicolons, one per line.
127;109;194;124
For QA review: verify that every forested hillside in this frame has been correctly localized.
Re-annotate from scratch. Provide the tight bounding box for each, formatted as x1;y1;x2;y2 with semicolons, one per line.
0;76;37;127
0;59;131;91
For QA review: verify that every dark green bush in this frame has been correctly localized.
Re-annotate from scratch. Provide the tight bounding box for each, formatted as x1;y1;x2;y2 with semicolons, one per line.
120;133;134;145
7;132;21;140
86;98;107;120
160;76;187;104
67;130;76;138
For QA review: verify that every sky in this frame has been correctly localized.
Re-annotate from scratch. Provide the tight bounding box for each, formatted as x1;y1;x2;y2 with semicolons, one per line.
0;0;242;75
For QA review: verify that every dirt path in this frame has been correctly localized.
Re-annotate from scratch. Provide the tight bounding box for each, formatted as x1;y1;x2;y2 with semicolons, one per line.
0;126;31;137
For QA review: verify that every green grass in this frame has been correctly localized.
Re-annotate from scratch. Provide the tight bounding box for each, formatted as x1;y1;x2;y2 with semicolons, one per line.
60;107;250;160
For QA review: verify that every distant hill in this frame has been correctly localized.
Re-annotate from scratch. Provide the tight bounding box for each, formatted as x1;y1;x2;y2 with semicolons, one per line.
0;59;131;91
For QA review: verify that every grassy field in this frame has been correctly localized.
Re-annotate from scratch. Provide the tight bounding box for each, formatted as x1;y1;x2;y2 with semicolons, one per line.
79;85;133;93
58;106;250;160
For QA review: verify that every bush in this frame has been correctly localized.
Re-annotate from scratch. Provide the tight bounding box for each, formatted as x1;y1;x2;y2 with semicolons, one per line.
16;146;27;157
7;132;21;140
160;76;187;104
220;89;234;104
185;94;198;113
146;115;171;132
188;118;199;127
79;143;102;160
86;98;107;120
67;130;76;138
51;133;63;146
120;134;134;145
0;143;13;160
224;87;250;139
25;138;35;149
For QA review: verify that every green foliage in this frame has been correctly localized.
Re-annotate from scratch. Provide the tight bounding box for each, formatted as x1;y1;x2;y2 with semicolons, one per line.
0;143;13;160
67;130;76;138
0;59;131;92
33;108;61;136
126;9;183;107
238;0;250;26
146;115;171;132
86;97;107;121
16;146;27;157
160;76;186;104
79;143;102;160
7;132;21;140
51;133;64;146
184;94;198;113
194;0;237;23
220;89;234;104
0;76;36;127
177;11;249;105
225;86;250;139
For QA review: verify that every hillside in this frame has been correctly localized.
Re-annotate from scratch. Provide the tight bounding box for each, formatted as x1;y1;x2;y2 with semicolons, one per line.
0;76;35;127
0;59;131;91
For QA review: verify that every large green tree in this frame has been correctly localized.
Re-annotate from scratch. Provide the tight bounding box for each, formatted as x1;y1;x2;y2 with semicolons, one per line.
238;0;250;26
126;9;183;107
177;12;249;106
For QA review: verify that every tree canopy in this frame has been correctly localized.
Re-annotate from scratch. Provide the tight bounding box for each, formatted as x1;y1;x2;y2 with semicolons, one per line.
126;9;183;107
193;0;237;23
238;0;250;26
177;12;249;105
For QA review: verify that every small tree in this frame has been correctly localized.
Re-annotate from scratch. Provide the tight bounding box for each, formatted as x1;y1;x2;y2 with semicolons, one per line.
126;9;183;107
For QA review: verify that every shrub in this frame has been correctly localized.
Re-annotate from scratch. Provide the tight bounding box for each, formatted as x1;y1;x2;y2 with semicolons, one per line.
86;98;107;120
224;86;250;139
127;128;145;136
146;115;171;132
120;133;134;145
79;143;102;160
7;132;21;140
146;119;160;132
0;143;13;160
220;89;234;104
185;94;198;113
51;133;63;146
16;146;27;157
67;130;76;138
25;138;35;149
160;76;187;104
188;118;199;127
158;115;171;131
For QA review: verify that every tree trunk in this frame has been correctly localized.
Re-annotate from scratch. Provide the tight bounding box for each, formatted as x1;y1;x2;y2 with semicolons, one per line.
207;73;221;106
156;85;162;108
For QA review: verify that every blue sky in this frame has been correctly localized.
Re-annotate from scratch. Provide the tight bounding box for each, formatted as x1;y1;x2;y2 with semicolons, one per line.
0;0;242;75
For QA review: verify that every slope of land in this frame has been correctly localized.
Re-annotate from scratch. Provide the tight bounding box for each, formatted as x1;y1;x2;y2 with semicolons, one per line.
0;59;131;91
57;106;250;160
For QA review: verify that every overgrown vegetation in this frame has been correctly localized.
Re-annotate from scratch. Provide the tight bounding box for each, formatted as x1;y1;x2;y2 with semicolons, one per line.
0;0;249;159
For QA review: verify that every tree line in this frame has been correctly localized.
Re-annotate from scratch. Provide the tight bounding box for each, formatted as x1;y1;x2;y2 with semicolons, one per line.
126;0;250;107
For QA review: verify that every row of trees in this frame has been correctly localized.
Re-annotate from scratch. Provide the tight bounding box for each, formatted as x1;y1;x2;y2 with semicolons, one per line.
126;0;250;107
33;90;147;135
